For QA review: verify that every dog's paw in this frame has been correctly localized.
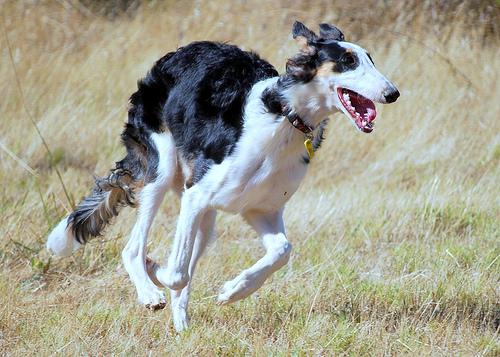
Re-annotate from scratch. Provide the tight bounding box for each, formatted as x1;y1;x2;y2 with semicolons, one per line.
156;266;189;291
144;297;167;311
172;307;190;332
137;287;167;310
216;275;254;305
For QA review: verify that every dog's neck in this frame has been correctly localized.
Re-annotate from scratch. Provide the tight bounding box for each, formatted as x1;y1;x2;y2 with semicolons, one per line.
282;81;334;129
262;76;335;133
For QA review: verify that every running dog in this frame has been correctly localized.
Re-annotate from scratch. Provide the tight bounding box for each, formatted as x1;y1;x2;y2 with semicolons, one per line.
46;21;399;331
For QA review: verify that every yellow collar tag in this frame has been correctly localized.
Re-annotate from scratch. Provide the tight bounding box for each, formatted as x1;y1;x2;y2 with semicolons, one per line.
304;137;314;159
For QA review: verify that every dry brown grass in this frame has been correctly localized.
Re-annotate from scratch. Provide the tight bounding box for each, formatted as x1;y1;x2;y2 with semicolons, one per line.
1;1;499;355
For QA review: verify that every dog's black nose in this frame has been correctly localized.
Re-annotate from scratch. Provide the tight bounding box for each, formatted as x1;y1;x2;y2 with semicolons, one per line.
384;89;400;103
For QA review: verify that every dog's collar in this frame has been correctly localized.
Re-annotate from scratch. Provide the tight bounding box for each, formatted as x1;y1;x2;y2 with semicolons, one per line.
281;105;313;135
281;104;315;159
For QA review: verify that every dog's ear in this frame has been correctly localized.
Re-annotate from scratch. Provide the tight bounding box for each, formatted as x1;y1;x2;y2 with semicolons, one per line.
285;53;317;82
292;21;318;53
319;23;345;41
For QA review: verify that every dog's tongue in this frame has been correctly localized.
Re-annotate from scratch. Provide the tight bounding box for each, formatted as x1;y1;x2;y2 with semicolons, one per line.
350;91;376;122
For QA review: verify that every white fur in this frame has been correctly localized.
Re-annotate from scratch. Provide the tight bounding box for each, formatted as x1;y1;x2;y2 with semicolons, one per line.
46;216;81;257
217;210;291;304
169;209;216;330
335;42;397;104
121;132;177;308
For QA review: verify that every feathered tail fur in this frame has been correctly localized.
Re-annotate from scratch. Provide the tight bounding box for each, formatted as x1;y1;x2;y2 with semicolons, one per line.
68;168;137;244
47;53;170;255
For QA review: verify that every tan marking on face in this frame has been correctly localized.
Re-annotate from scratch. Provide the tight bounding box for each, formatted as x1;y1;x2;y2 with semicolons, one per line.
294;35;315;55
316;62;335;77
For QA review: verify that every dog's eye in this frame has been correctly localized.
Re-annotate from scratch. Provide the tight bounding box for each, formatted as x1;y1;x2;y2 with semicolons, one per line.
341;53;356;66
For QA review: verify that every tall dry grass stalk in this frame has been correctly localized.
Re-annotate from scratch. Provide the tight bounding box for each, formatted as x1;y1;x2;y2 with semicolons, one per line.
0;1;499;355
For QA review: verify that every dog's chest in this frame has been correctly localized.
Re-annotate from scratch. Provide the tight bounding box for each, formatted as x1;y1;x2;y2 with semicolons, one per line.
200;77;310;213
207;142;308;213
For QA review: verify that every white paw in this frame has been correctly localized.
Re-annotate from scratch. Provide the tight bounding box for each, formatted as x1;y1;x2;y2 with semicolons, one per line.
137;286;167;310
217;274;257;305
172;307;190;332
156;266;189;291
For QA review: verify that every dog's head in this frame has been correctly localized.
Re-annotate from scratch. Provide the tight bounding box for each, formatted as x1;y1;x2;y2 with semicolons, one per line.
286;21;399;133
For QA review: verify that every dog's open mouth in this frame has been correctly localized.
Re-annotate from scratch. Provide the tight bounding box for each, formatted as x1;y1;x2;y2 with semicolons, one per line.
337;88;377;133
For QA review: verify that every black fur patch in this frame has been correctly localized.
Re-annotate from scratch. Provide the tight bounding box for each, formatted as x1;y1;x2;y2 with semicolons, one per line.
316;41;359;73
300;118;328;165
150;42;277;184
128;53;174;133
292;21;319;43
261;86;284;115
285;52;319;83
319;23;345;41
282;40;359;84
312;118;329;151
125;41;279;189
68;42;277;243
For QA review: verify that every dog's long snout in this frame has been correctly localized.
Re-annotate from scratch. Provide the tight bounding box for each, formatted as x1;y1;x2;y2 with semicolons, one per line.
383;88;400;103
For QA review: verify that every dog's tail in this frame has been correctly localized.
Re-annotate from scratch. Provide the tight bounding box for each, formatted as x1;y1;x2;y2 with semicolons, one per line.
46;62;171;256
46;166;139;256
69;167;136;241
46;127;148;257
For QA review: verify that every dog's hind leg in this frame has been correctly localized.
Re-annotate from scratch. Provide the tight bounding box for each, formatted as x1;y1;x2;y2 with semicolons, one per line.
217;209;291;305
154;185;209;291
170;209;216;331
146;210;216;330
121;132;177;309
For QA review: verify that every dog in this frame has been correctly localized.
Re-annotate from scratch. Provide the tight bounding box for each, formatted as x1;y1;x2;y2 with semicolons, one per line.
46;21;399;331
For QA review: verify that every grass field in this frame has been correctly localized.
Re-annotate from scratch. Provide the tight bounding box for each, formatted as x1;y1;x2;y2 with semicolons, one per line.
1;1;499;355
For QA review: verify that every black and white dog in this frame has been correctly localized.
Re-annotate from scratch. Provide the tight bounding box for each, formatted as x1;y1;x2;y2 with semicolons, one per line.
47;21;399;331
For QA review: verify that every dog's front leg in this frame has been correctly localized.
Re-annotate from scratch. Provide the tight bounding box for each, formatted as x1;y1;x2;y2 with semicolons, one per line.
157;187;207;291
147;209;217;331
217;209;291;305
